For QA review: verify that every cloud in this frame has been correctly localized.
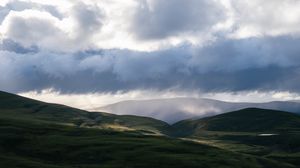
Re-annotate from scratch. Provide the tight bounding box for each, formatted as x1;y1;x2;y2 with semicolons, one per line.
1;35;300;94
0;38;38;53
0;0;63;23
67;2;103;44
0;0;227;51
229;0;300;38
189;36;300;72
1;9;65;49
1;0;300;51
0;0;300;99
129;0;225;40
0;1;103;51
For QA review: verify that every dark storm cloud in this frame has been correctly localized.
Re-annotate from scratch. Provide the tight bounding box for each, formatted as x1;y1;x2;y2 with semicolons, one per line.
189;36;300;72
130;0;225;40
1;35;300;94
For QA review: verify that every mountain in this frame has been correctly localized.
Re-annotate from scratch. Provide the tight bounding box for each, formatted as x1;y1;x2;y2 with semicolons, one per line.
95;98;300;123
2;91;295;168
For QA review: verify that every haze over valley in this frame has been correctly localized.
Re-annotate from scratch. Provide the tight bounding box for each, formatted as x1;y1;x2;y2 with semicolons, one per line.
97;98;300;123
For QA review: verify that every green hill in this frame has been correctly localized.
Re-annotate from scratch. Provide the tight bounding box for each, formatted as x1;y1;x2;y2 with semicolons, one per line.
1;91;294;168
1;91;300;167
1;114;291;168
172;108;300;136
0;91;170;134
171;108;300;167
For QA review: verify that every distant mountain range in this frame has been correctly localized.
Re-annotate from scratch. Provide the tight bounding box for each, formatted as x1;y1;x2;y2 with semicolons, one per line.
95;98;300;123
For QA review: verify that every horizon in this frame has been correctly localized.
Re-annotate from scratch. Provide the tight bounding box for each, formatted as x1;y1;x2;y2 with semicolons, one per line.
16;89;300;111
1;90;300;124
1;89;299;123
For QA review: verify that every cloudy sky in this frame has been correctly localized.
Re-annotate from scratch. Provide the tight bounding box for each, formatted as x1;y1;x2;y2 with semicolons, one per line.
1;0;300;109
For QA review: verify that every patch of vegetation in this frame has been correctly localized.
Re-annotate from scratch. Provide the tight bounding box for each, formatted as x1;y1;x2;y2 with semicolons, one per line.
2;116;292;168
0;91;299;167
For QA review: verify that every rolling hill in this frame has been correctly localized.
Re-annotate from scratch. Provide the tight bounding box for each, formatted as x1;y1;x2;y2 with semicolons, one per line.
170;108;300;166
95;98;300;123
0;91;170;134
1;115;291;168
172;108;300;136
1;91;300;167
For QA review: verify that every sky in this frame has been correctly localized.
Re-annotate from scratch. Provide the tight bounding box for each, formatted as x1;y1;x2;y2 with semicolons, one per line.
1;0;300;109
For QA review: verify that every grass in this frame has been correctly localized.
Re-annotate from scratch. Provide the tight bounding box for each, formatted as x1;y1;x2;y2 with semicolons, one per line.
2;116;292;168
169;108;300;167
182;130;300;167
0;91;300;167
0;91;170;135
172;108;300;135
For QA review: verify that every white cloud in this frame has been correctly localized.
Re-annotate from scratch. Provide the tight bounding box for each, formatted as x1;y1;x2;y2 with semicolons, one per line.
0;10;65;49
0;1;104;52
229;0;300;38
204;91;300;103
0;0;227;51
0;0;10;7
0;0;299;51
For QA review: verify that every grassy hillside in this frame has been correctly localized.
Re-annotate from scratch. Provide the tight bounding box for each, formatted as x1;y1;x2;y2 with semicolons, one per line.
0;91;170;134
171;108;300;167
0;112;293;168
0;93;293;168
1;91;300;167
172;108;300;135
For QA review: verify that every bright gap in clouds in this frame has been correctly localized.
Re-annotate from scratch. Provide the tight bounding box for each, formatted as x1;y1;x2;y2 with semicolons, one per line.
19;89;300;111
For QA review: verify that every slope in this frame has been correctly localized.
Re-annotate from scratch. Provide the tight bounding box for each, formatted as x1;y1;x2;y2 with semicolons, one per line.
172;108;300;136
0;91;169;134
171;108;300;167
0;91;293;168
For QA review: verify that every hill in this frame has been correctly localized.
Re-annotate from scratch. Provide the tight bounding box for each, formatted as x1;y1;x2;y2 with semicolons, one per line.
171;108;300;167
172;108;300;136
1;113;291;168
0;91;170;134
1;91;294;168
95;98;300;123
